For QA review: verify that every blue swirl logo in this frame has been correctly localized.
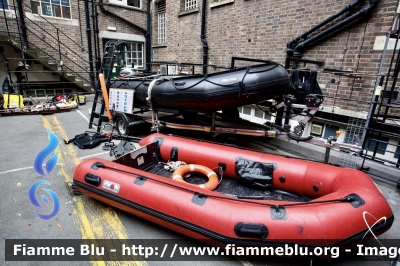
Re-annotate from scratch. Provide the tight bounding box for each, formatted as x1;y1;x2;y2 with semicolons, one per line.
34;130;59;176
28;180;60;220
29;130;60;220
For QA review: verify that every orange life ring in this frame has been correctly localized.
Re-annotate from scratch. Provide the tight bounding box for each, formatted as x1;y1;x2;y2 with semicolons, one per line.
172;164;219;191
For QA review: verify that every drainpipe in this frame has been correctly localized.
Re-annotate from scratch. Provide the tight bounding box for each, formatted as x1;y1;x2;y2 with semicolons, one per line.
91;0;101;76
285;0;364;68
84;0;95;89
201;0;208;74
16;0;28;49
147;0;152;72
98;0;151;71
292;0;381;62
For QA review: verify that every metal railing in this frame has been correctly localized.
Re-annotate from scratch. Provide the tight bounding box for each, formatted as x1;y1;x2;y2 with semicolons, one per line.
0;0;93;93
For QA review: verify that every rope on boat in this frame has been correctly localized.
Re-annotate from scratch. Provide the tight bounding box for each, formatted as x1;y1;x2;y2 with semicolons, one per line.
276;197;353;210
146;78;163;107
146;77;168;131
236;66;314;136
170;74;209;91
212;166;224;185
95;163;356;209
164;161;187;171
169;63;280;91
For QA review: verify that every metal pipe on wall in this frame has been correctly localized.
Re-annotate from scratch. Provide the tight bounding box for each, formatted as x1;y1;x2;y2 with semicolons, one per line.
292;0;381;62
285;0;364;68
201;0;208;74
77;0;84;49
91;0;101;77
84;0;96;90
147;0;152;73
16;0;29;49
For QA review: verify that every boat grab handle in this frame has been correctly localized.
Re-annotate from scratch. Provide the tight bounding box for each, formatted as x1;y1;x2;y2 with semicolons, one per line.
174;82;186;86
84;173;101;187
234;222;269;239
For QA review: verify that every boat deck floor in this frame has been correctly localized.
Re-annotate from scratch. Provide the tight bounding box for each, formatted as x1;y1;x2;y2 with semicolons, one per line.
143;162;311;202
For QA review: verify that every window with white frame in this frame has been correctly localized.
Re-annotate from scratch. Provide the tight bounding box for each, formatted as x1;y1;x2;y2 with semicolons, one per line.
30;0;71;19
237;105;272;124
157;1;166;44
126;42;143;68
0;0;9;10
310;122;324;137
108;0;141;9
185;0;197;10
254;108;271;120
238;106;251;115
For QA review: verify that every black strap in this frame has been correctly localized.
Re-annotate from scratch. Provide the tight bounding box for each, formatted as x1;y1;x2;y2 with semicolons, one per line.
63;138;75;145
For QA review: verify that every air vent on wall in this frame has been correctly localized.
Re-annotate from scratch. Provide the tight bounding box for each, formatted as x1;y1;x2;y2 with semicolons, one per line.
311;124;323;135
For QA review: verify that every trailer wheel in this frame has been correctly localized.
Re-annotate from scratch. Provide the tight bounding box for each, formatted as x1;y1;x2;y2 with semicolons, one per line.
115;116;132;136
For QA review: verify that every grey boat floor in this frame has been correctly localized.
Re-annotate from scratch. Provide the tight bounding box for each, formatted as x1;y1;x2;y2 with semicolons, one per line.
144;162;312;202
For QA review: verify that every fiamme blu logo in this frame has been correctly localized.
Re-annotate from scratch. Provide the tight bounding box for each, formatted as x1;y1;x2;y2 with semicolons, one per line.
28;130;60;220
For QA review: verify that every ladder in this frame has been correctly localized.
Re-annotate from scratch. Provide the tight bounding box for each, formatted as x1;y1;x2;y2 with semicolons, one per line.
88;40;130;132
360;21;400;169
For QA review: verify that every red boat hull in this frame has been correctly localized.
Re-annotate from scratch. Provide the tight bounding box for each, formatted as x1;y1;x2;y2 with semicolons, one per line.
73;133;394;255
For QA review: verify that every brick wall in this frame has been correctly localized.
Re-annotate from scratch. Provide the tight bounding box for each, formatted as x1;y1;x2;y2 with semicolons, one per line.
19;0;149;86
96;2;148;40
151;0;399;115
21;0;92;84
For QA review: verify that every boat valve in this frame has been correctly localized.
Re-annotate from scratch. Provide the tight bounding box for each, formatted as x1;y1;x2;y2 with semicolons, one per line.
271;206;287;220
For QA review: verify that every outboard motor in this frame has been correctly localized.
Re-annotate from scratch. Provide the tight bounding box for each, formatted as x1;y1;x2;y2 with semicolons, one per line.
290;69;324;107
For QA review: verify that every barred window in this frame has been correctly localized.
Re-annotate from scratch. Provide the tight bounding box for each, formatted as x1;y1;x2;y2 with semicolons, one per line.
30;0;71;19
185;0;197;10
0;0;9;10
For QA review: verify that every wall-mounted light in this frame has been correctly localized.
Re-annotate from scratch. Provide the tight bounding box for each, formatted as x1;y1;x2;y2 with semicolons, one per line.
107;26;117;31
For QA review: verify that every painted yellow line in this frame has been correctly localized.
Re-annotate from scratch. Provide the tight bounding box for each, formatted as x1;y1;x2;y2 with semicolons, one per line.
42;114;144;266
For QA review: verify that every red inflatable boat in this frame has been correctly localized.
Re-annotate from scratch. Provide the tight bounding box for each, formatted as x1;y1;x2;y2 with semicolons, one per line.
73;133;393;257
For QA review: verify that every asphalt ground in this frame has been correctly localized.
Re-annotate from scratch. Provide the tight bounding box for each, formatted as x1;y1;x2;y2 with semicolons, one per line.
1;105;400;266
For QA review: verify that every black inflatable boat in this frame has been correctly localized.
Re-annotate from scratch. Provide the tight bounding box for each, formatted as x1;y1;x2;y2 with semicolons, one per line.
109;62;289;113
